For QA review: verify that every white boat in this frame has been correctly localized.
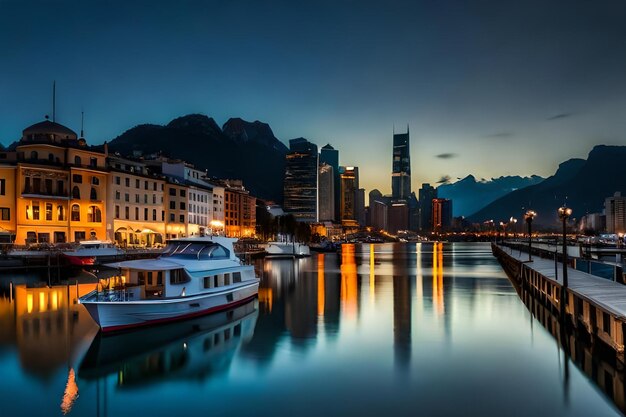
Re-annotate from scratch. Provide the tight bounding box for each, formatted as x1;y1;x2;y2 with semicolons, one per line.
62;240;125;265
264;241;311;258
79;236;260;332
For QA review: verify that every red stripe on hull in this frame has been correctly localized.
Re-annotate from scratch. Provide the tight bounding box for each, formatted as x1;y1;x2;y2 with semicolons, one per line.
100;294;258;334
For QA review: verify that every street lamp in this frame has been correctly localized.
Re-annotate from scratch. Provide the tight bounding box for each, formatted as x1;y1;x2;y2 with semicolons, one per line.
558;206;572;291
499;221;507;243
524;210;536;262
510;217;518;239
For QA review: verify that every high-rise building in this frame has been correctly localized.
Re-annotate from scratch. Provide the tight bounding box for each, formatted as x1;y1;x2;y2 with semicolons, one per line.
340;166;359;227
356;188;366;226
318;163;335;222
320;144;340;221
388;201;409;234
605;192;626;234
419;183;437;232
284;138;318;222
432;198;453;232
391;127;411;200
368;189;387;231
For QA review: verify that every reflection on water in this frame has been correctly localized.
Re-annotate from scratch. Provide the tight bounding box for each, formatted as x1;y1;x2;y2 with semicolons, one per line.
0;243;624;416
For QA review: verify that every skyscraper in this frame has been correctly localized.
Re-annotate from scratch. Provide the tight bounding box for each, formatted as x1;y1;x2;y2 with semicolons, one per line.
605;192;626;233
391;127;411;200
284;138;318;222
419;183;437;232
432;198;453;232
340;166;359;227
318;162;335;222
320;144;340;221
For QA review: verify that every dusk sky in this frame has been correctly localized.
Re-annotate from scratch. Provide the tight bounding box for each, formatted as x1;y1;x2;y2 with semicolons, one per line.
1;0;625;195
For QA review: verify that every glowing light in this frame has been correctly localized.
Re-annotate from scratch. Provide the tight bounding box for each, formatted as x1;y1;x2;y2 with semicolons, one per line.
432;243;444;316
317;254;325;316
26;293;33;314
341;244;358;319
39;292;46;312
60;368;79;415
51;291;58;311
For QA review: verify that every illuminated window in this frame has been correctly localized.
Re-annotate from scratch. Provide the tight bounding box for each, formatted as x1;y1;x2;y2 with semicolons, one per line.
71;204;80;222
45;203;52;221
88;206;101;223
57;205;65;221
32;203;40;220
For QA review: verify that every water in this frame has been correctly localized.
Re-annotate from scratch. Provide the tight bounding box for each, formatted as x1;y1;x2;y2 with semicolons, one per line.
0;242;622;417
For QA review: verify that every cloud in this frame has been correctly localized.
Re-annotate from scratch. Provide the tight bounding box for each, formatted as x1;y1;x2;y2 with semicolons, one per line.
547;113;573;121
436;175;451;184
484;132;514;139
435;153;457;159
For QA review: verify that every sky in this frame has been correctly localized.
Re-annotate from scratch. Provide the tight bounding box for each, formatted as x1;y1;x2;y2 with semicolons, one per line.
1;0;626;196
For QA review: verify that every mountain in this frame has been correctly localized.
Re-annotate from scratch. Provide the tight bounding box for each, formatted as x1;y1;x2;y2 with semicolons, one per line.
437;174;544;217
106;114;288;202
468;145;626;227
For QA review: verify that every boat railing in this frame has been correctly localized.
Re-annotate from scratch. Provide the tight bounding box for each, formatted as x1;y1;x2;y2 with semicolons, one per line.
95;284;144;302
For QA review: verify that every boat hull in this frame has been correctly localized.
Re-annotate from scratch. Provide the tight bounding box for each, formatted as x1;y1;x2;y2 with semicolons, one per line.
81;281;259;332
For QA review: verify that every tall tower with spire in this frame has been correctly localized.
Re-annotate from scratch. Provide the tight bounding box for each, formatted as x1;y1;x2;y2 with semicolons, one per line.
391;125;411;200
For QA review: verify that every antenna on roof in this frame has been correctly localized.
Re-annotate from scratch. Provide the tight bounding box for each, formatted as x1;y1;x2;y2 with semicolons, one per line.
52;81;56;123
80;110;84;138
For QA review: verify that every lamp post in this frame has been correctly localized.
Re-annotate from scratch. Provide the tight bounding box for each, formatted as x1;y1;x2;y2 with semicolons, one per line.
524;210;536;262
510;217;518;239
558;206;572;290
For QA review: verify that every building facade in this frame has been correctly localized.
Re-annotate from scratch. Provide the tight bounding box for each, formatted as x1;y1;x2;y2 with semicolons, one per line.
340;166;359;228
432;198;453;233
605;192;626;234
284;138;318;222
391;127;411;200
318;162;335;222
419;183;437;232
320;143;340;221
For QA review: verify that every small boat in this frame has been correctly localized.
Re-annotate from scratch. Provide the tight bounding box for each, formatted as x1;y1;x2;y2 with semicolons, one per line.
79;236;260;332
62;240;124;264
263;241;311;258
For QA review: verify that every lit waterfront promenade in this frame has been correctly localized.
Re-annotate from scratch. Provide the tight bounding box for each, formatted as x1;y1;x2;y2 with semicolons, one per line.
493;243;626;358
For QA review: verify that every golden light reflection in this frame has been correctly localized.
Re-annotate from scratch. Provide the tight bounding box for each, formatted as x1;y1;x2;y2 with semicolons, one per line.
258;288;273;313
369;244;375;304
51;291;58;311
432;242;444;316
341;244;358;319
26;293;33;314
39;292;46;312
416;243;423;313
318;254;325;316
60;368;79;415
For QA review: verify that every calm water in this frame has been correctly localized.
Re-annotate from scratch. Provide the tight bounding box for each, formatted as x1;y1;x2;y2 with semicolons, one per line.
0;242;622;417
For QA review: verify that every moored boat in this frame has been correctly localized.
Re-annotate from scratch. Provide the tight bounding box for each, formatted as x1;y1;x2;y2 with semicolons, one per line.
62;240;124;264
79;236;260;332
263;241;311;258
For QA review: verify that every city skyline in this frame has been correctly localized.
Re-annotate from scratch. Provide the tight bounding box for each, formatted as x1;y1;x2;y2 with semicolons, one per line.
2;1;626;196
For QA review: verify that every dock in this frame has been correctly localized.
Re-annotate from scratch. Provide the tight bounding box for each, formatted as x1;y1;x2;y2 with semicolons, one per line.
492;243;626;361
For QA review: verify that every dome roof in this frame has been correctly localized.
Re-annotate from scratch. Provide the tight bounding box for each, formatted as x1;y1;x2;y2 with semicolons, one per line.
22;120;78;142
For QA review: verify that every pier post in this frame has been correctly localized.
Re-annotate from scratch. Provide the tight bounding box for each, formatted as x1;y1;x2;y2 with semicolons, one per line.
9;281;13;303
558;206;572;318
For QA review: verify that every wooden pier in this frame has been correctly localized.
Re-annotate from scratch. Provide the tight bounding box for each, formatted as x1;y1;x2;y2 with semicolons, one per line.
493;243;626;362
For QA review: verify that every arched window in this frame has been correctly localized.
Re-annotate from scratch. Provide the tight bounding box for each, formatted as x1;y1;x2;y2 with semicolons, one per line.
90;187;97;200
71;204;80;222
74;155;81;166
48;153;54;162
30;151;38;160
88;206;101;223
57;205;65;221
72;186;80;199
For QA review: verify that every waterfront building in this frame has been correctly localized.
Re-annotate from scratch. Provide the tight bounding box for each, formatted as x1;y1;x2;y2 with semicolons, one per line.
15;120;108;244
387;201;409;234
432;198;453;232
284;138;318;222
579;212;606;234
164;181;189;239
320;143;340;221
318;162;335;222
218;179;256;237
0;164;17;242
356;188;366;226
391;127;411;200
605;192;626;234
340;166;359;228
107;155;166;247
418;183;437;232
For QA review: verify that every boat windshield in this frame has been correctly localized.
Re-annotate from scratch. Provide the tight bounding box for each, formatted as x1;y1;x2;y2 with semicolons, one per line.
161;242;230;260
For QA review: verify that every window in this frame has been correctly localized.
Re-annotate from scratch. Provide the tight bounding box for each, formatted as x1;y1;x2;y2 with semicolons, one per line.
115;191;121;200
162;211;165;221
144;208;148;220
169;201;176;210
135;194;140;203
115;205;120;219
72;174;82;184
125;193;130;202
54;231;66;243
32;204;40;220
44;178;52;194
224;273;231;286
125;178;130;187
152;209;157;221
144;181;148;190
88;206;102;223
144;194;148;204
135;179;140;188
179;214;185;223
180;202;186;210
0;179;5;195
57;180;64;195
0;208;9;221
115;176;121;185
74;156;82;165
26;231;37;244
153;194;156;204
48;153;54;162
91;177;100;185
180;189;186;197
233;272;242;283
72;186;80;199
57;205;65;221
125;206;129;219
90;187;98;200
24;177;31;194
169;188;176;196
135;207;139;220
45;203;52;221
90;157;97;167
33;177;41;194
170;213;175;222
74;231;86;241
71;204;80;221
170;270;188;284
37;233;50;244
31;151;39;160
153;182;157;191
